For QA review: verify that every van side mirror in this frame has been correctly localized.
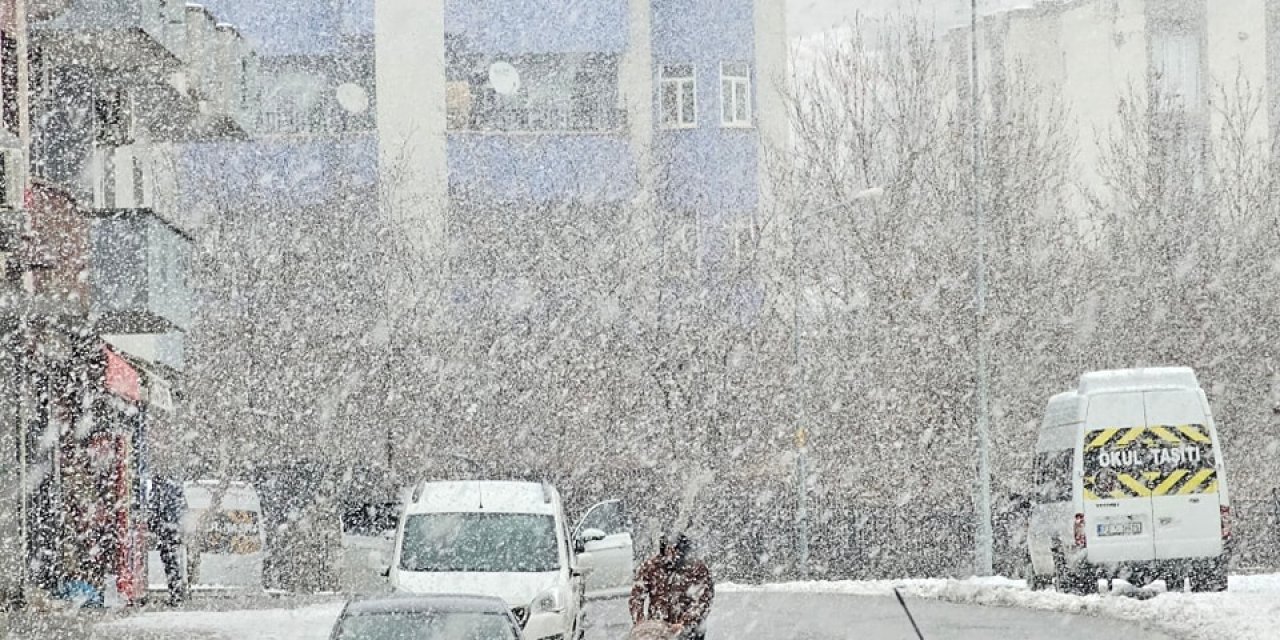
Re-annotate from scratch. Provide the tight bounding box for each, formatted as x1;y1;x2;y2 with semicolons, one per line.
574;528;606;555
381;566;390;578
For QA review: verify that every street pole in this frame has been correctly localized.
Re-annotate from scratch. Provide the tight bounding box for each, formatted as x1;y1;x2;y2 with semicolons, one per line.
969;0;995;577
791;188;885;579
791;190;808;579
13;0;33;604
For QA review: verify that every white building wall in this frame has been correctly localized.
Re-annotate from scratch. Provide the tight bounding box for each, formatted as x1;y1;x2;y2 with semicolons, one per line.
1058;0;1147;209
623;0;655;197
1206;0;1269;150
375;0;448;264
754;0;789;208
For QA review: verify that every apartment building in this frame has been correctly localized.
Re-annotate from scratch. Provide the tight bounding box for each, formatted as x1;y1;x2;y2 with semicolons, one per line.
955;0;1271;212
377;0;789;306
0;0;260;602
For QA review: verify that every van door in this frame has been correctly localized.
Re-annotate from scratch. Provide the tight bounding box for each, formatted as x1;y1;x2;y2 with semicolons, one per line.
1082;393;1155;563
1143;390;1224;561
573;500;634;599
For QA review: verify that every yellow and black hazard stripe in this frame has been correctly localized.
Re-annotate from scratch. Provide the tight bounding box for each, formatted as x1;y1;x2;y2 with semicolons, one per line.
1083;424;1217;501
1084;424;1213;451
1083;468;1218;501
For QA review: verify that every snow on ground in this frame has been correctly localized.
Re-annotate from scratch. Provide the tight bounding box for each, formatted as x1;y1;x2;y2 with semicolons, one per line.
96;602;345;640
723;573;1280;640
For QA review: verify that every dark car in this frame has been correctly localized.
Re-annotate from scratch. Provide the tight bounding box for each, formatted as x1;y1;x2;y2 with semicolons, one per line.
330;594;525;640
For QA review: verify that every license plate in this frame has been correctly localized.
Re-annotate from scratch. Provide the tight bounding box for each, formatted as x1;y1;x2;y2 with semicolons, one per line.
1097;522;1142;537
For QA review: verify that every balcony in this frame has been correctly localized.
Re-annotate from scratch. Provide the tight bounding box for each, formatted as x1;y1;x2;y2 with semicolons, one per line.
31;0;188;71
87;208;191;334
201;23;258;137
450;102;628;134
125;7;257;141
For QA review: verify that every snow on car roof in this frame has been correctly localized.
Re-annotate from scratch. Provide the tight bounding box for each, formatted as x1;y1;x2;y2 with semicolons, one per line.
406;480;560;516
1077;367;1200;396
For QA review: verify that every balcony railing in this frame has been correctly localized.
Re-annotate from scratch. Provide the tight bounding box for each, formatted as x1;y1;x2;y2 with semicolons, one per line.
450;105;628;134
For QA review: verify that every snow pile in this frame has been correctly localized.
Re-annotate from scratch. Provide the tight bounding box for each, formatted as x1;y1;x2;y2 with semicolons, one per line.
725;574;1280;640
97;602;344;640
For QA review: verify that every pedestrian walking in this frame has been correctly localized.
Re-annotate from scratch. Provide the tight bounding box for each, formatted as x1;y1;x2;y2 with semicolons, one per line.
149;476;187;605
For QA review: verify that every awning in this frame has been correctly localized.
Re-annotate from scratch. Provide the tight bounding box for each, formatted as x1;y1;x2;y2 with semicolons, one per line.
104;348;141;402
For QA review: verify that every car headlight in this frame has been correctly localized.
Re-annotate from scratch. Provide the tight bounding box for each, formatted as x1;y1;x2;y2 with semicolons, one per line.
530;587;564;614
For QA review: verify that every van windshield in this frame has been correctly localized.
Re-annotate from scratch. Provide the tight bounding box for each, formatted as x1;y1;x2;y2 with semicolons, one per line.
400;513;560;573
1082;424;1219;500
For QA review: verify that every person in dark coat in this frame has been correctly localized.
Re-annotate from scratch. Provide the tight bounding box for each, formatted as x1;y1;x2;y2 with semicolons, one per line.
629;533;715;640
149;476;187;605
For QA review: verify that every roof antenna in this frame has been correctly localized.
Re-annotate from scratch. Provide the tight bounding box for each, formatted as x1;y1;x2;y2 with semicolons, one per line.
478;482;484;510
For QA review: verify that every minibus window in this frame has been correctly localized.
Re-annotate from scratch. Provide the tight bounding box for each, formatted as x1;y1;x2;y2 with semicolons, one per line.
1032;450;1073;503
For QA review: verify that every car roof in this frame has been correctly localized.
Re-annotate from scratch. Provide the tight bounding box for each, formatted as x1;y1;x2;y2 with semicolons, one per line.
342;593;514;616
1077;367;1200;396
405;480;560;516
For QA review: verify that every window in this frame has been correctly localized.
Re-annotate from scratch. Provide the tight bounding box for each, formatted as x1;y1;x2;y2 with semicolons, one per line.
575;500;629;538
660;64;697;128
720;62;751;127
399;513;560;573
445;49;623;132
132;155;145;206
93;89;133;145
1032;450;1073;504
1152;32;1201;110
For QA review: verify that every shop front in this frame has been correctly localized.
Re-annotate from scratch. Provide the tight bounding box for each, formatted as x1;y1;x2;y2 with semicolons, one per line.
58;347;150;606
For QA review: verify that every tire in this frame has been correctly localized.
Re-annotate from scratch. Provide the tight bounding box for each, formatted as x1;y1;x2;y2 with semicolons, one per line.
1191;563;1228;593
1054;552;1095;595
1161;574;1186;593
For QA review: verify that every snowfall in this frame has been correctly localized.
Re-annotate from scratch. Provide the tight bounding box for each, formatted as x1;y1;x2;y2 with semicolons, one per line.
87;573;1280;640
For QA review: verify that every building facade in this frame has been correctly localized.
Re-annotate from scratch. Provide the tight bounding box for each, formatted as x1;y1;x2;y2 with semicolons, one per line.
376;0;789;286
956;0;1272;214
0;0;261;604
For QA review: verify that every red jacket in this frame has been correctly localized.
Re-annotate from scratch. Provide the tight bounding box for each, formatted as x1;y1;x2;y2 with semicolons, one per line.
629;555;715;627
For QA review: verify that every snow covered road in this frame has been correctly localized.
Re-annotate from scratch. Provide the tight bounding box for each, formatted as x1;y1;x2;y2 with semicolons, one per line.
83;590;1176;640
725;574;1280;640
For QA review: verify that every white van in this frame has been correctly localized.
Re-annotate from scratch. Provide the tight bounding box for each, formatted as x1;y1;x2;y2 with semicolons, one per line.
390;481;633;640
1027;368;1231;593
148;480;267;594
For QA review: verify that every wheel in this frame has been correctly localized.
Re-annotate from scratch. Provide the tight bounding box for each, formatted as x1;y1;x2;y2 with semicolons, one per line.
1191;562;1228;592
1054;552;1095;595
1161;574;1186;593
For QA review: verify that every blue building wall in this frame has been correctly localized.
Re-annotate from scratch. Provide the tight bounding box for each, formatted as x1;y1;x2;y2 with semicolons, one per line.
179;134;378;211
650;0;760;215
445;0;629;54
180;0;378;211
448;134;635;203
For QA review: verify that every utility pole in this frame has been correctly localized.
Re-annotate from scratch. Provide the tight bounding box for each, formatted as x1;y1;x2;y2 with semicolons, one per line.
969;0;995;577
791;188;885;579
13;0;33;605
791;197;808;578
